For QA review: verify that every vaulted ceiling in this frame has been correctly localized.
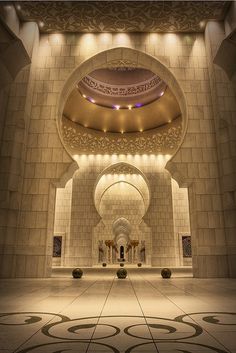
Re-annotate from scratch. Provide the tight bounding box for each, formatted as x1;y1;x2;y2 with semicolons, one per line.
14;1;230;33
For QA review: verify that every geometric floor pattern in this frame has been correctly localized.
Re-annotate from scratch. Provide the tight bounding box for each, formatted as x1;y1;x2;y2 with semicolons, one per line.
0;270;236;352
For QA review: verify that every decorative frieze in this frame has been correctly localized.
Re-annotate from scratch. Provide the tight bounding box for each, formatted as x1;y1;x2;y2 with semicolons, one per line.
61;116;182;154
81;74;163;97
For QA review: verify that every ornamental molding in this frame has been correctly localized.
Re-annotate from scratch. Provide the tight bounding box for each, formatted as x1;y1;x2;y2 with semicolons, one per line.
113;217;131;236
104;60;138;70
61;116;182;155
81;75;164;98
17;2;229;33
108;66;136;72
103;164;141;175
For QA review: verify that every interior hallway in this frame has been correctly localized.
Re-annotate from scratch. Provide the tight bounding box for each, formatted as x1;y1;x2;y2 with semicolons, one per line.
0;270;236;353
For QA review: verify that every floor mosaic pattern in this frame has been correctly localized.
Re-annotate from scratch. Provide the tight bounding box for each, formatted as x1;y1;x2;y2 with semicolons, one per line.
0;270;236;352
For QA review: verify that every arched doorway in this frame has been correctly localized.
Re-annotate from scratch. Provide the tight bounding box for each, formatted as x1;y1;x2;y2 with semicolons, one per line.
120;246;124;260
52;47;195;273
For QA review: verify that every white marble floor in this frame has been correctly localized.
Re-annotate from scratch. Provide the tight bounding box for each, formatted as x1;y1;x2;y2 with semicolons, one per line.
0;269;236;353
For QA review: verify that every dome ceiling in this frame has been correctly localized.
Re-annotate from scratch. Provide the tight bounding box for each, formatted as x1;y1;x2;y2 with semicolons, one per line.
64;67;181;134
78;68;167;109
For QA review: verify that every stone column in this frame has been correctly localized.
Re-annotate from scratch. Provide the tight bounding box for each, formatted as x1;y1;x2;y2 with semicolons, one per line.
144;170;177;267
205;21;236;277
66;167;100;267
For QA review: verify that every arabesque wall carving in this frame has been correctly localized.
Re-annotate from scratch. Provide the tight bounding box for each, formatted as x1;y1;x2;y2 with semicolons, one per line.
61;116;182;155
17;1;229;33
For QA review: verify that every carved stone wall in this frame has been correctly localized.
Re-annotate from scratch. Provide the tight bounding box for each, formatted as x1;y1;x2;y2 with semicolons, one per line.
53;156;179;268
61;116;182;155
17;1;229;33
205;20;236;277
53;178;72;266
171;179;191;266
1;27;234;277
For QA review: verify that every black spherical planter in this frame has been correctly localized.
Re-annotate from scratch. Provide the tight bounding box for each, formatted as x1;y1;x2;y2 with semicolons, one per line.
102;263;107;267
117;268;127;279
137;263;142;267
161;268;171;279
120;263;124;267
72;268;83;278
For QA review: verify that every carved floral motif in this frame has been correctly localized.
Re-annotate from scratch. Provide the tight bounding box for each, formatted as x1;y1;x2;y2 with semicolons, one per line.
103;164;141;175
61;116;182;155
18;2;229;33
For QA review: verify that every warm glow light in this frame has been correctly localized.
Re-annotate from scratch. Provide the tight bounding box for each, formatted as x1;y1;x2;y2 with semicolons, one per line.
114;33;131;46
160;91;164;97
149;33;160;43
139;129;143;132
4;5;12;10
77;34;96;53
168;120;171;123
74;153;172;168
39;21;44;28
82;94;86;98
115;105;120;110
103;154;109;163
89;98;95;103
128;105;132;110
142;154;148;160
199;21;206;29
134;154;141;164
88;154;94;162
16;4;21;10
99;33;112;44
127;154;132;162
165;33;177;44
50;34;65;44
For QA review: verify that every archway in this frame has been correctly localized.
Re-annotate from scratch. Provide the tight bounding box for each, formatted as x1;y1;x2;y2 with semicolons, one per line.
92;163;151;265
52;46;192;271
56;47;188;158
